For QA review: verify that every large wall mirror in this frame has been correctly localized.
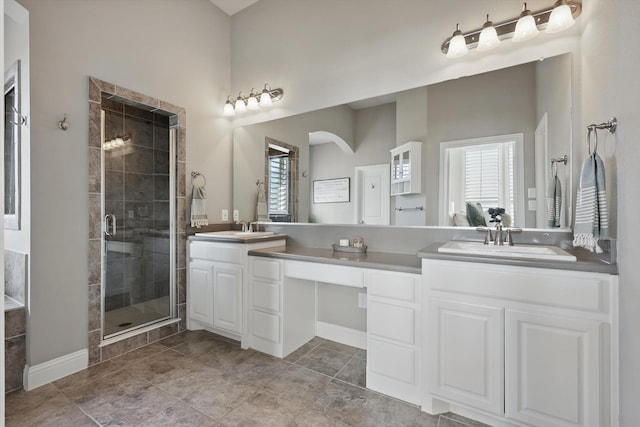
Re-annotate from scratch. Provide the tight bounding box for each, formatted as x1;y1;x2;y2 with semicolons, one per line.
4;60;22;230
233;53;573;230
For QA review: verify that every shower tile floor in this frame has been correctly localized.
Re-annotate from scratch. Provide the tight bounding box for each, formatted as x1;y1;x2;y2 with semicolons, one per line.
104;296;171;336
5;330;489;427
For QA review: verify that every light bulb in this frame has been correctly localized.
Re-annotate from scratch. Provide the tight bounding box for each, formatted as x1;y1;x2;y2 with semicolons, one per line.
478;15;500;52
247;92;260;110
259;88;273;107
513;3;539;42
446;24;468;59
546;2;575;33
234;94;247;113
223;98;235;116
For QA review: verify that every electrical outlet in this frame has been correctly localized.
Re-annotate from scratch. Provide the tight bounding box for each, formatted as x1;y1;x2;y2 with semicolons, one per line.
128;210;135;219
222;209;229;221
233;210;239;221
528;200;537;211
358;293;367;309
528;187;536;199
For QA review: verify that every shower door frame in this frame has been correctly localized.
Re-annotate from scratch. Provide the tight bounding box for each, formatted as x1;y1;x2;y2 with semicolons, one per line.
88;77;187;366
100;111;177;340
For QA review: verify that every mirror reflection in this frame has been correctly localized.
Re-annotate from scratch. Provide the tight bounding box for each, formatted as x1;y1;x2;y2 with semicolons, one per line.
233;53;572;230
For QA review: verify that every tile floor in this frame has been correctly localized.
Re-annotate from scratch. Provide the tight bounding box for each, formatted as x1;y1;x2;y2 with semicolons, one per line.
5;330;489;426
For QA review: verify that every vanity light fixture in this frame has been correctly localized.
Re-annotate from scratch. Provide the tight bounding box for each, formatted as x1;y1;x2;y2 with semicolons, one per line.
477;15;501;52
234;92;247;113
223;84;284;116
513;3;539;42
545;0;576;33
441;0;581;57
446;24;468;59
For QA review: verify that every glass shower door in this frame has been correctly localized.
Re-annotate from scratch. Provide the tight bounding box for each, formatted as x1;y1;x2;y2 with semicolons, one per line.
101;97;175;338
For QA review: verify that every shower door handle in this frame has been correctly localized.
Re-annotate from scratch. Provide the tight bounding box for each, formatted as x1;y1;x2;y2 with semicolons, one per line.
104;214;117;236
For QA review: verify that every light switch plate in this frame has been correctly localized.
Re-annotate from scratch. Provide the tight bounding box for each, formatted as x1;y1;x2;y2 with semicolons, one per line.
528;187;536;199
528;200;537;211
233;210;239;221
221;209;229;221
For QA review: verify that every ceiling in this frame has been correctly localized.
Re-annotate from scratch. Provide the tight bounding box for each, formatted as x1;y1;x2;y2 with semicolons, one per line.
209;0;260;16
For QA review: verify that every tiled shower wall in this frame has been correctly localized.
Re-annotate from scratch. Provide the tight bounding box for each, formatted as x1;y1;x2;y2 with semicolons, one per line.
88;78;187;366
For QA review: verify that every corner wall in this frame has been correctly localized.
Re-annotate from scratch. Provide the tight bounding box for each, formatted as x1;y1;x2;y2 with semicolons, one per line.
581;1;640;425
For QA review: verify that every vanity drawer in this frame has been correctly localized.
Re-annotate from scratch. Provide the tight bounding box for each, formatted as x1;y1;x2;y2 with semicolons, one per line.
252;310;281;343
252;280;281;313
252;257;282;282
369;301;415;345
426;260;611;313
284;260;364;288
368;272;418;303
189;241;243;264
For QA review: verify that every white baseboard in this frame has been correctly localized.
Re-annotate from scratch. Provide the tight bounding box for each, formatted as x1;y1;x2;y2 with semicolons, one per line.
316;321;367;349
24;349;88;390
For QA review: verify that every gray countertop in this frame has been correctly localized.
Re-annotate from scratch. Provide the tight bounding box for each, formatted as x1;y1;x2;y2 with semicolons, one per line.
188;234;288;244
248;246;422;274
418;242;618;275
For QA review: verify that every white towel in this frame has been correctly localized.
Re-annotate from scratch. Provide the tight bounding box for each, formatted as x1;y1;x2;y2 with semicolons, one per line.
573;152;608;252
190;185;209;228
546;173;562;228
256;182;269;222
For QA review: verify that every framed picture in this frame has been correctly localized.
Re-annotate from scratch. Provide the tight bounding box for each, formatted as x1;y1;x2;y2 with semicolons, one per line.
313;178;350;203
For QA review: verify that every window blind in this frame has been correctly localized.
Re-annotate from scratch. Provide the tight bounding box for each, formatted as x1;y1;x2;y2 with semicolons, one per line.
268;154;289;214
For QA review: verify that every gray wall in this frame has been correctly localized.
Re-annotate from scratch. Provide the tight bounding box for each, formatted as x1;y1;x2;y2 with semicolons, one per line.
234;104;355;223
20;0;231;366
310;103;395;224
582;1;640;424
426;62;537;227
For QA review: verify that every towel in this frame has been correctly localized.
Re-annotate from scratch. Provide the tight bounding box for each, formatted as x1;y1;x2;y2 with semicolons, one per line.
573;152;608;252
256;182;269;222
190;185;209;228
546;173;562;228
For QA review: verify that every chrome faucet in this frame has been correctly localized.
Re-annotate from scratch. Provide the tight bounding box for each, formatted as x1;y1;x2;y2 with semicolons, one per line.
249;222;259;232
476;226;493;244
494;223;504;246
236;220;248;232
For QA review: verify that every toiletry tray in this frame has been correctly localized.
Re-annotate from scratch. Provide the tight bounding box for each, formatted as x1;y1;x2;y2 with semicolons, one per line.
332;244;367;253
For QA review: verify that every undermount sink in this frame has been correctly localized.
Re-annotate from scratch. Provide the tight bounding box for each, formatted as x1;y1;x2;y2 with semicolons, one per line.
195;230;275;239
438;240;577;262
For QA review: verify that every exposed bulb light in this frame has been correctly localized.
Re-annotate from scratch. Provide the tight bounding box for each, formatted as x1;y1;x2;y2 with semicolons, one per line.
477;14;500;52
234;93;247;113
223;97;235;116
513;3;539;42
546;0;575;33
246;89;260;110
446;24;468;59
223;84;284;117
259;85;273;107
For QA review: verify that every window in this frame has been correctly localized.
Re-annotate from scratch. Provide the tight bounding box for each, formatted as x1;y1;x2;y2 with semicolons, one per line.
440;134;524;227
4;60;22;230
268;148;289;214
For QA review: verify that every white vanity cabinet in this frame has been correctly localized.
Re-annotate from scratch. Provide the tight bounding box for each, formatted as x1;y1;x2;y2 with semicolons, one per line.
366;270;422;405
422;259;618;427
187;238;285;345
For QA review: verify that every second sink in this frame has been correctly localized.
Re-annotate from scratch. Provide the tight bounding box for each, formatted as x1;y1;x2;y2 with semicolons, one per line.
437;240;577;262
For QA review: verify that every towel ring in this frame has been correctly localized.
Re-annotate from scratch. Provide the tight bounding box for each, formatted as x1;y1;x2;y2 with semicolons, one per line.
191;171;206;187
587;127;598;155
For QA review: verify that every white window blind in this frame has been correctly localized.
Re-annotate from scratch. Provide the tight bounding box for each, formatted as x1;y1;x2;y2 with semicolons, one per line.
268;154;289;214
463;142;515;220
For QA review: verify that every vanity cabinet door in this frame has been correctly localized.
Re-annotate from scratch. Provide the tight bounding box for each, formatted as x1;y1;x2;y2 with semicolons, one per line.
188;260;215;327
428;298;504;415
212;262;243;334
505;310;602;427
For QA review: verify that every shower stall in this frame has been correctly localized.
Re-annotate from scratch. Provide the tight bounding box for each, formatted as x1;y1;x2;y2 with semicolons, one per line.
101;95;176;338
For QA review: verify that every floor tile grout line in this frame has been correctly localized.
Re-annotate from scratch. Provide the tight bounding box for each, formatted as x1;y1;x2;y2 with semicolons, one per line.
332;352;358;380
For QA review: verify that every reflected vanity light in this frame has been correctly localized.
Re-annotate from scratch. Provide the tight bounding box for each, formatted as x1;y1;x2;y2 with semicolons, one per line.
223;84;284;116
103;134;131;151
441;0;581;57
